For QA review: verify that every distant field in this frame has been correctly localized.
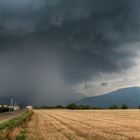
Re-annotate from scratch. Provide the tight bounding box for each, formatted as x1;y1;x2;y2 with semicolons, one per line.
26;109;140;140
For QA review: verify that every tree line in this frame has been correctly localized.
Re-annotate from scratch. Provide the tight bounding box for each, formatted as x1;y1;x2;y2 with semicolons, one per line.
35;103;140;110
0;105;9;113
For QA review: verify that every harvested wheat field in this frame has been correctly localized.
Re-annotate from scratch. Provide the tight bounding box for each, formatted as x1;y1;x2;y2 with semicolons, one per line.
26;109;140;140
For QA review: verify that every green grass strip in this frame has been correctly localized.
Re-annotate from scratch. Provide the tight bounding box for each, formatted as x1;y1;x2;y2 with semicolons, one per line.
16;128;26;140
0;111;32;130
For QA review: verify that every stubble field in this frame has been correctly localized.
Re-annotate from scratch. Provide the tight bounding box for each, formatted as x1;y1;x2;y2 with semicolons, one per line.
26;109;140;140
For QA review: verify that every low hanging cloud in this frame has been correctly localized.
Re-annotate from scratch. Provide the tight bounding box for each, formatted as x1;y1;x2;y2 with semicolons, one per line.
100;82;108;87
0;0;140;105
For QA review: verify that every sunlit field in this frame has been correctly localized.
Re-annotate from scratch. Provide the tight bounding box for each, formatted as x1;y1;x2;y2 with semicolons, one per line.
26;109;140;140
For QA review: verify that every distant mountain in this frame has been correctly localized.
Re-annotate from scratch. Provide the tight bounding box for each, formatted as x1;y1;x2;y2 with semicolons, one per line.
0;97;10;105
0;93;86;107
72;93;87;100
79;87;140;108
0;96;22;106
63;93;87;106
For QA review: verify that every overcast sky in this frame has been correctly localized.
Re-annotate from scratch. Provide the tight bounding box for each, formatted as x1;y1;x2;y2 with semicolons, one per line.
0;0;140;105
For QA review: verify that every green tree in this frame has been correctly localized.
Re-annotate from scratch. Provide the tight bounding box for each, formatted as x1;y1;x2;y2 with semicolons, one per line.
0;105;9;113
56;105;64;109
121;104;128;109
66;103;78;109
110;105;118;109
79;105;91;109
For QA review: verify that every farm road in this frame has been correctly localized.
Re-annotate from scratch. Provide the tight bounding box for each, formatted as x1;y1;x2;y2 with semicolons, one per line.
0;110;23;123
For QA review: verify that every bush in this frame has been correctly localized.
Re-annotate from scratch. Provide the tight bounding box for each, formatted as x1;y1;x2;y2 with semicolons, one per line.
110;105;118;109
121;104;128;109
138;105;140;109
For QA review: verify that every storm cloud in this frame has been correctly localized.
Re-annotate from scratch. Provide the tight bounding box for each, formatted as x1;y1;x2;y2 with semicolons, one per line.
0;0;140;105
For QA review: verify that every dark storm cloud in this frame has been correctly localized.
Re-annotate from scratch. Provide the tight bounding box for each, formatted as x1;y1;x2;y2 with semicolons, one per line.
0;0;135;35
0;0;140;105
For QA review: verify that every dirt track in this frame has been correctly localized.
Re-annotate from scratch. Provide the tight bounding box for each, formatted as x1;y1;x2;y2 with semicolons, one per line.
0;111;23;123
26;109;140;140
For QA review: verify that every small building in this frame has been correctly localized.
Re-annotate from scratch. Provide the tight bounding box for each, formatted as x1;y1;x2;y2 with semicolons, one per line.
26;105;33;110
0;105;8;108
9;105;20;111
3;105;8;108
